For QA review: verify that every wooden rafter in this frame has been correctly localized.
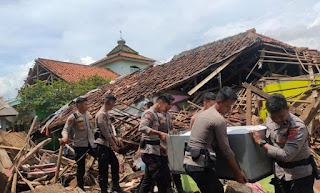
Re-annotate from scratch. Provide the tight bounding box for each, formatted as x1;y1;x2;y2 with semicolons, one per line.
188;52;241;95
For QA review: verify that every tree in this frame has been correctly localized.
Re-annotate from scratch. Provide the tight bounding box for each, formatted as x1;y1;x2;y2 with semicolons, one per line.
17;75;110;126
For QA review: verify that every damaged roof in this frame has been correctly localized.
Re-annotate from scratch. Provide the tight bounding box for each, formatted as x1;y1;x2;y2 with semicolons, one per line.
0;97;18;117
48;28;320;128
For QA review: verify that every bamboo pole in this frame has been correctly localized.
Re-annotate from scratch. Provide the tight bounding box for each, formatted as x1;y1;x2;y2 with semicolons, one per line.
10;172;17;193
54;144;64;183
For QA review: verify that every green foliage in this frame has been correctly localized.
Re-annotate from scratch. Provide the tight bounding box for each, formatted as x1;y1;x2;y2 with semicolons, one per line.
17;75;109;122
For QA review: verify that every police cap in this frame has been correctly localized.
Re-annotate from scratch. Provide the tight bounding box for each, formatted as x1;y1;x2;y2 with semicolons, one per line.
75;96;87;104
105;94;117;101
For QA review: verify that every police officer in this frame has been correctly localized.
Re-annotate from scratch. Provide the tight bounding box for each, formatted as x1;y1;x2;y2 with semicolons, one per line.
158;95;188;193
250;93;316;193
184;87;247;193
94;94;125;193
190;92;216;128
139;94;172;193
60;96;96;190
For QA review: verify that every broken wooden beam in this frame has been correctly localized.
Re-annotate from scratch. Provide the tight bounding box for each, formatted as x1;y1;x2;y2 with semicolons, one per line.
54;144;64;183
188;52;241;95
0;149;13;169
304;96;320;127
259;50;307;59
16;166;35;191
261;55;309;62
242;82;270;99
11;172;17;193
4;138;52;177
259;59;315;66
246;89;252;125
187;100;202;109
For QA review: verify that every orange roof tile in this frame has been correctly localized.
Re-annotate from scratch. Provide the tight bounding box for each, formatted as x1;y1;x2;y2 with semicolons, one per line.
37;58;119;82
91;52;155;66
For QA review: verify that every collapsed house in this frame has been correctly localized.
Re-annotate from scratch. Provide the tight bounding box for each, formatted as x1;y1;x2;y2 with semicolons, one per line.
2;28;320;192
47;28;320;134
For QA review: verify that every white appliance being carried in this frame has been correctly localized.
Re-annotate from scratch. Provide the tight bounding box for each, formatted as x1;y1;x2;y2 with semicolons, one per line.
166;125;272;182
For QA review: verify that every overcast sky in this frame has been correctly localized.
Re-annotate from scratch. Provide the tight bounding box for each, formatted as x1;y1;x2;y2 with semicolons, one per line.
0;0;320;99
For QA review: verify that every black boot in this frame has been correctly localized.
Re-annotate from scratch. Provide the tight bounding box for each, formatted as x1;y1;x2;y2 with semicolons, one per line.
112;185;126;193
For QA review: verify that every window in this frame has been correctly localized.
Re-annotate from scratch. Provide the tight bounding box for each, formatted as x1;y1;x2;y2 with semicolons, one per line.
130;66;140;73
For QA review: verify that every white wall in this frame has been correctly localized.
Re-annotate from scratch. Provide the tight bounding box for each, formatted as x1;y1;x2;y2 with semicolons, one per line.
102;60;149;75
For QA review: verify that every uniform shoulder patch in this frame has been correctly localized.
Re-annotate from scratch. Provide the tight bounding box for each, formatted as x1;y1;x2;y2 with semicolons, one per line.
67;117;74;125
144;112;153;120
288;128;299;141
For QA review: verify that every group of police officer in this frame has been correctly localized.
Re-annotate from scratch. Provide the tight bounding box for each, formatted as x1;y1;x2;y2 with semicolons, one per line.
183;87;318;193
60;86;318;193
60;94;125;193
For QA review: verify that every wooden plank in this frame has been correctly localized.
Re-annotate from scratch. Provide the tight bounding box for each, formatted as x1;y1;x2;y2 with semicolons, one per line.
4;138;52;177
29;163;55;170
39;153;47;165
120;170;145;183
0;149;13;168
262;55;309;62
0;160;4;173
188;52;240;95
65;144;75;154
13;116;38;163
259;50;306;59
218;73;222;89
246;89;252;125
122;139;139;146
242;82;270;99
259;59;314;66
304;96;320;126
54;144;64;183
17;181;41;186
16;166;35;191
245;60;260;80
11;172;17;193
309;65;315;80
187;101;202;109
299;102;315;122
